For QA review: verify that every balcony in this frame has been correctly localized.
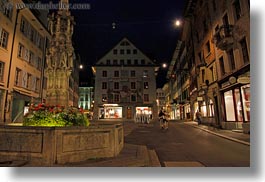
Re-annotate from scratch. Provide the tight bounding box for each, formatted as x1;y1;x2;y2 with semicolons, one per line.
212;25;234;51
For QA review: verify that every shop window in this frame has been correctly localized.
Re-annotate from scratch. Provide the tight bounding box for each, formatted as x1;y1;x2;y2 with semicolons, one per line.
234;89;243;121
241;85;250;121
200;101;207;117
224;90;236;121
208;99;215;117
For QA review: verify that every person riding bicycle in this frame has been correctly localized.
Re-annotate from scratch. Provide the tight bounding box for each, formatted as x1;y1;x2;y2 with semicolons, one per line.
158;109;168;129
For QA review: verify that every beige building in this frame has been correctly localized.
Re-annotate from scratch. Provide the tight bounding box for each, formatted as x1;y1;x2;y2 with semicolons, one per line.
0;0;51;124
166;0;250;132
92;38;159;122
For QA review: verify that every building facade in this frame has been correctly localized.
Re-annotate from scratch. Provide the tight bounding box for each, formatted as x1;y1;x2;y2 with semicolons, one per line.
78;87;94;113
166;0;250;132
156;88;166;113
92;38;159;122
45;0;79;107
0;0;50;124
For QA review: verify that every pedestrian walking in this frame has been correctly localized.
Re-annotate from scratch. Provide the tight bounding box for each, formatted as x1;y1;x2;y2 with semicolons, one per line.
196;110;202;125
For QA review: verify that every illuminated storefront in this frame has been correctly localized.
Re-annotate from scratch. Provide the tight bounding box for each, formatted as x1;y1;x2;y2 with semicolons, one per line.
223;84;250;122
99;104;123;119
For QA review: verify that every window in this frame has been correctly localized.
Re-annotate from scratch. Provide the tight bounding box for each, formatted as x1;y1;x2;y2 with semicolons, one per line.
3;2;13;19
233;0;242;21
0;29;9;49
113;59;118;65
206;41;211;54
120;49;124;54
120;59;125;65
240;37;249;64
18;43;24;58
0;61;4;82
127;49;131;54
114;82;119;90
114;71;119;77
134;59;138;65
141;59;145;65
114;94;120;102
27;74;32;89
102;71;107;77
201;69;205;83
144;94;149;102
203;19;208;33
219;56;225;76
213;0;217;11
131;70;136;77
113;49;118;55
143;70;148;77
37;57;42;70
127;59;131;65
224;90;236;121
144;82;149;89
102;94;107;102
228;49;236;71
102;82;107;89
133;49;138;54
29;51;34;65
15;68;21;86
210;66;214;82
131;94;137;102
20;18;27;34
106;60;111;65
36;78;40;92
131;82;136;90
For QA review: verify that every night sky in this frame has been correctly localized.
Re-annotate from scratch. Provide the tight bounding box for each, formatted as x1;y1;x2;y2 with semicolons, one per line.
46;0;186;88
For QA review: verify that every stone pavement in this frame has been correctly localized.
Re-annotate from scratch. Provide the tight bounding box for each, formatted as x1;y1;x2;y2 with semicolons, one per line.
1;120;250;167
56;120;250;167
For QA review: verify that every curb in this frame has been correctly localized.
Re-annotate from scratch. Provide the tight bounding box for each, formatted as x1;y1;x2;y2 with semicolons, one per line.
185;123;250;146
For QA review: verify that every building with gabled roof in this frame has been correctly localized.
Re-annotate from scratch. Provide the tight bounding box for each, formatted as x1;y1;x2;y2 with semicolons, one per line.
92;38;159;122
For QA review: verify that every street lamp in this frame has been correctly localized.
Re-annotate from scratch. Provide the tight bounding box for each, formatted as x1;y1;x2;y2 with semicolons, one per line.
175;20;181;27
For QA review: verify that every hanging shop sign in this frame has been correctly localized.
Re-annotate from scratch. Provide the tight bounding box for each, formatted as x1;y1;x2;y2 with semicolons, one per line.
197;97;203;101
237;77;250;84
